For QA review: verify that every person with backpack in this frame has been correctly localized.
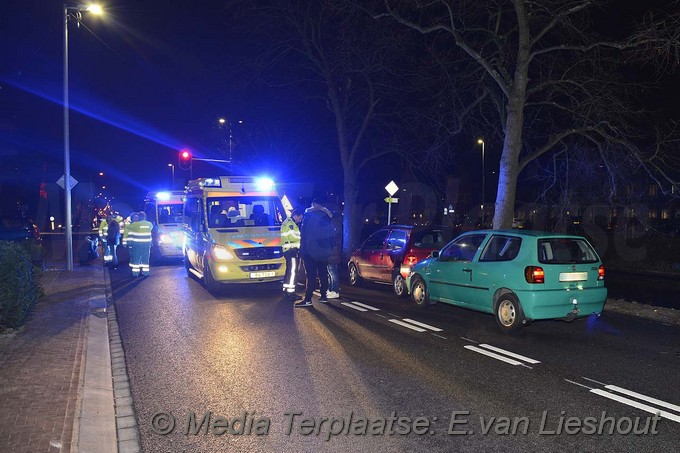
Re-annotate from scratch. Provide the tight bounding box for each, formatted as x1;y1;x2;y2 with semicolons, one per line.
295;199;335;307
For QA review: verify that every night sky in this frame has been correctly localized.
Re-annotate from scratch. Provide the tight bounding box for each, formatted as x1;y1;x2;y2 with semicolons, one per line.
1;0;677;222
1;0;339;216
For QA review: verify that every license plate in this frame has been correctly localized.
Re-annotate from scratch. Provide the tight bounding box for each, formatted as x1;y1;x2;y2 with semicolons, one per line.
250;271;276;279
559;272;588;282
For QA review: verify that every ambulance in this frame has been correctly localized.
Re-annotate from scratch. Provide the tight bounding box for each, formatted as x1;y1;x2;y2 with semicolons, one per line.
183;176;286;291
143;190;185;260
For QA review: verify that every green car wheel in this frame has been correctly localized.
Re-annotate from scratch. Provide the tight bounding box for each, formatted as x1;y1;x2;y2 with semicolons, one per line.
494;293;525;334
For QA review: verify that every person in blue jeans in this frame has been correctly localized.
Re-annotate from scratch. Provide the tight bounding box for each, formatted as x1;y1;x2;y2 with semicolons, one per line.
325;202;343;299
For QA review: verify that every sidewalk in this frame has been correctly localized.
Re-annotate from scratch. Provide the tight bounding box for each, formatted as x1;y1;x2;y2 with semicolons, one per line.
0;263;117;453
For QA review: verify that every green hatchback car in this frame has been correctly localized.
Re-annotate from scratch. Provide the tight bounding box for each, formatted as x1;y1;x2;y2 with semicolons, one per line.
406;230;607;333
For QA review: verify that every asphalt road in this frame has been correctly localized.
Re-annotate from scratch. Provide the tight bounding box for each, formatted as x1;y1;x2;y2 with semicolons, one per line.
110;263;680;453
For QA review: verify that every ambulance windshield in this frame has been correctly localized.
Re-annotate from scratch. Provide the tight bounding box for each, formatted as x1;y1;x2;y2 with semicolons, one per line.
207;196;284;228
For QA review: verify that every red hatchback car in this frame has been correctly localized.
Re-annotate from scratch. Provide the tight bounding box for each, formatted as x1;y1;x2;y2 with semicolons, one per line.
348;225;451;297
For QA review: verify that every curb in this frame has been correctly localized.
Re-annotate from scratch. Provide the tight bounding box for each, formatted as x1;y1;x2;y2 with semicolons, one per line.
71;265;116;452
108;301;141;453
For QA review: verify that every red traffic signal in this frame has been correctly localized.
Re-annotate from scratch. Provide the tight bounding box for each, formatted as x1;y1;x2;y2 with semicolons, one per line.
178;148;192;170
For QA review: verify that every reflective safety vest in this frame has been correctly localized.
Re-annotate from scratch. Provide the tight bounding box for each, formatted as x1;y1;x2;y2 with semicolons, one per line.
281;217;301;251
126;220;153;246
99;219;108;241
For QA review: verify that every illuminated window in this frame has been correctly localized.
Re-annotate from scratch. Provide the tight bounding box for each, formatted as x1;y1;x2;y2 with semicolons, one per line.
661;210;669;220
649;210;657;219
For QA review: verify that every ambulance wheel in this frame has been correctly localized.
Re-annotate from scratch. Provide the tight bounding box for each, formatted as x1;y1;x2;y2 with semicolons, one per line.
184;254;193;277
204;262;221;293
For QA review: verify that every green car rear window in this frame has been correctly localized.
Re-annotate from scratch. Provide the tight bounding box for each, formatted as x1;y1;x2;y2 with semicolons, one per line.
538;238;599;264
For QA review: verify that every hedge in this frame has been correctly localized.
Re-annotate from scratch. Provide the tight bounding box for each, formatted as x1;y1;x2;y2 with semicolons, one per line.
0;241;42;328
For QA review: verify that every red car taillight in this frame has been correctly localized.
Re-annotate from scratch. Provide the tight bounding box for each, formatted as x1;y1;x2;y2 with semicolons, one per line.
525;266;545;284
404;254;418;266
598;265;605;280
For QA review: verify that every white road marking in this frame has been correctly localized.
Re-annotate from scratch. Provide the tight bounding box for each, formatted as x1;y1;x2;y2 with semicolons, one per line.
349;301;380;311
564;379;594;390
340;302;368;312
432;333;448;340
591;389;680;424
401;318;443;332
478;344;541;364
460;337;478;344
605;385;680;413
582;376;608;386
464;345;522;366
188;268;203;279
389;319;426;332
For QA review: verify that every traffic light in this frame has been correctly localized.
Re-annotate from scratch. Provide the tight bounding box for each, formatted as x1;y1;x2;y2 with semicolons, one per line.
178;148;192;170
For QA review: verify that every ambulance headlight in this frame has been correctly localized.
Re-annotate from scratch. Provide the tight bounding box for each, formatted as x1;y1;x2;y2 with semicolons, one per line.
159;233;173;244
212;245;235;261
255;177;275;191
156;191;171;201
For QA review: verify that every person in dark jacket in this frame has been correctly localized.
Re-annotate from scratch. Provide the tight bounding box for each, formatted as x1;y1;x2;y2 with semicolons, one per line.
106;215;121;267
325;202;343;299
295;199;334;307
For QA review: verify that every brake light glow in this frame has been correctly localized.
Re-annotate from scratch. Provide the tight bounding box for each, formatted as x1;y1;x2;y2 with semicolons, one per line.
404;254;418;266
525;266;545;284
598;265;605;280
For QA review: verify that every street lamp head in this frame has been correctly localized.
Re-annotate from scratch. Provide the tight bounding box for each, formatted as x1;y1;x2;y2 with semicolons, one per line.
77;4;103;14
218;118;226;124
477;138;484;145
168;163;173;167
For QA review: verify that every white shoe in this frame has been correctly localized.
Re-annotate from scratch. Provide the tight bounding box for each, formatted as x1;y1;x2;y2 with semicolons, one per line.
326;291;340;299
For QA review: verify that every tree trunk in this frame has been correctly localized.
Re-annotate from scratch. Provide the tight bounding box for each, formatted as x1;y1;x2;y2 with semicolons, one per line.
342;172;360;258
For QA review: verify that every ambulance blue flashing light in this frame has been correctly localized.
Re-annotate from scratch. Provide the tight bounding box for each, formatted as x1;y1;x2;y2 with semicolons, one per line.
203;178;222;188
256;177;275;191
156;192;171;201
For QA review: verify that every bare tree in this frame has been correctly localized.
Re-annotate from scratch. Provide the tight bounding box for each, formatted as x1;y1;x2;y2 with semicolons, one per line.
378;0;680;228
227;0;409;254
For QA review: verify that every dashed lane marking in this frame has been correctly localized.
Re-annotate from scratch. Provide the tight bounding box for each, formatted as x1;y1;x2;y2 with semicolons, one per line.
590;389;680;424
389;319;427;332
349;301;380;311
340;302;368;312
464;345;523;366
605;385;680;414
401;318;443;332
478;344;541;364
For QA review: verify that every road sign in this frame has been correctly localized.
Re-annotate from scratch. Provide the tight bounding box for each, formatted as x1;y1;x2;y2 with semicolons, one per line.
385;180;399;196
57;175;78;190
384;197;399;203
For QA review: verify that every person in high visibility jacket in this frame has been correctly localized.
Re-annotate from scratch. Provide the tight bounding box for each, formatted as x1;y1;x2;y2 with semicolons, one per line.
281;209;303;299
122;212;140;247
127;211;153;277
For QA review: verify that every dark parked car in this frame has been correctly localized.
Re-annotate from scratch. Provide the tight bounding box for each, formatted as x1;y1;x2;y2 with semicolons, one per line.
348;225;451;297
0;217;45;268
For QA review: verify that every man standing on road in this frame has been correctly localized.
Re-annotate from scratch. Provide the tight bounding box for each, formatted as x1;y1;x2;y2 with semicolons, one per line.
281;209;303;300
105;214;120;267
127;211;153;277
296;199;334;307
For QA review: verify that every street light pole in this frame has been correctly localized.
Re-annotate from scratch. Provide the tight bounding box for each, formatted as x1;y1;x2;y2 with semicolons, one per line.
168;163;175;188
63;3;102;270
63;5;73;270
477;139;485;228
